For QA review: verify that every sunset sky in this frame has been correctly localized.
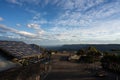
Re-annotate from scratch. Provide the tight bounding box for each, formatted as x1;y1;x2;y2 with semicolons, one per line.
0;0;120;45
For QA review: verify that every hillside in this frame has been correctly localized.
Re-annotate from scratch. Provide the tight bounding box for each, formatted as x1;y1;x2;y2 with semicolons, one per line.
45;44;120;52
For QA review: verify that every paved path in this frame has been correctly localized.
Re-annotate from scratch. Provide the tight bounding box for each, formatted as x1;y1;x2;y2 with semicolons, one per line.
44;53;119;80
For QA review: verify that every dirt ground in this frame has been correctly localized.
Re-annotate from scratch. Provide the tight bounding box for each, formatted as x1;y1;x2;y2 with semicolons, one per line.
45;53;120;80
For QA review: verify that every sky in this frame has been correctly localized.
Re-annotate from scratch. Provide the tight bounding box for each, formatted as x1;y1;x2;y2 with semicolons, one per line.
0;0;120;46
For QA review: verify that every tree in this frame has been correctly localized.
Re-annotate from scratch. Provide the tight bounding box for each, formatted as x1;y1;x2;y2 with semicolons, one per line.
76;49;85;56
87;46;102;62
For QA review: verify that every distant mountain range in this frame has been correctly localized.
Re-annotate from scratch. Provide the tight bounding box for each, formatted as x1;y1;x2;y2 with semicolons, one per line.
45;44;120;52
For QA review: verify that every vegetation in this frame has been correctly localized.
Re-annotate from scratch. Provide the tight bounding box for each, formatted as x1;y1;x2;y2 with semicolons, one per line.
79;56;94;63
76;46;102;63
101;54;120;73
75;46;120;73
76;49;85;56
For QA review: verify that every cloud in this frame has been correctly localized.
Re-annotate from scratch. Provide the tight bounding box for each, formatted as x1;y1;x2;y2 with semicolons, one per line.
27;23;45;35
6;0;41;6
17;31;36;38
0;24;36;38
33;13;41;20
0;24;47;41
3;0;120;44
16;24;21;27
6;0;22;5
25;8;38;14
84;1;120;19
49;19;120;43
56;0;105;11
52;0;120;27
33;0;120;43
0;17;3;21
27;23;40;29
